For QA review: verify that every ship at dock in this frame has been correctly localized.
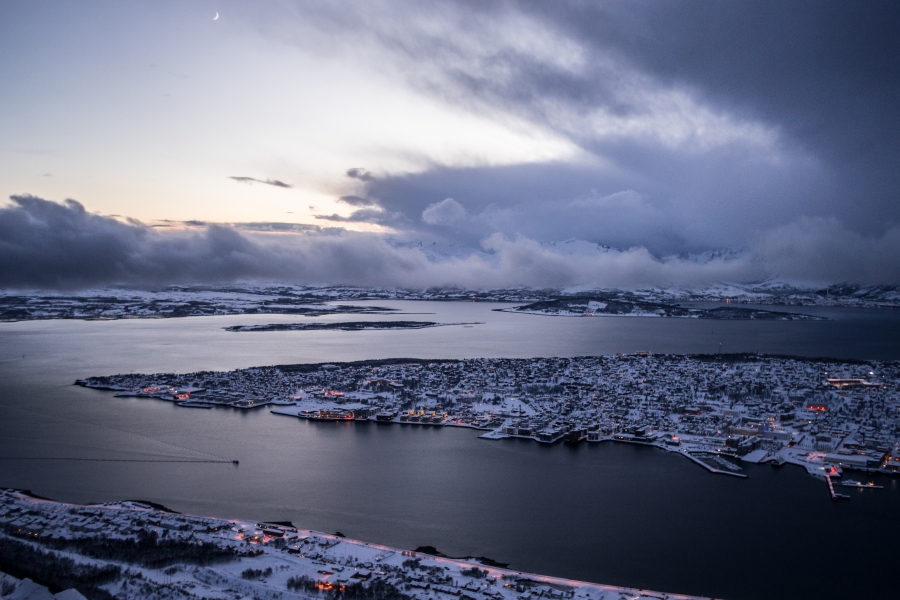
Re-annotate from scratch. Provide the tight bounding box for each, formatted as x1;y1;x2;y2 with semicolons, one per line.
842;479;884;489
301;409;355;421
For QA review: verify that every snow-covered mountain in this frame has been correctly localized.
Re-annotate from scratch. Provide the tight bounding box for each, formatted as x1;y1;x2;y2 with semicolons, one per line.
384;238;497;263
538;239;620;256
620;280;900;307
3;237;898;317
672;248;749;264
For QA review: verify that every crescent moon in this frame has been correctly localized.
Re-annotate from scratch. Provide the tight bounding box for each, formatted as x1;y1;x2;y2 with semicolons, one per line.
213;12;219;20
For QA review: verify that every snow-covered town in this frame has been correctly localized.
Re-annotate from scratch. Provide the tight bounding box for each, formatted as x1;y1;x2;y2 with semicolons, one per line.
0;489;708;600
78;354;900;490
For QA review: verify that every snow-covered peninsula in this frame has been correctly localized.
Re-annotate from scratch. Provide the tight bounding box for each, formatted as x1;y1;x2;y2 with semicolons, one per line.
0;489;707;600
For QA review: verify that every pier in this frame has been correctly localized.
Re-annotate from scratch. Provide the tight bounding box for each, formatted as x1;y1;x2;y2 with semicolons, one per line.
825;474;850;501
677;450;748;478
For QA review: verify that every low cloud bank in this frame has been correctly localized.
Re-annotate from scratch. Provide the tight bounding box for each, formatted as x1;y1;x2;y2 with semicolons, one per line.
1;195;898;290
758;217;900;284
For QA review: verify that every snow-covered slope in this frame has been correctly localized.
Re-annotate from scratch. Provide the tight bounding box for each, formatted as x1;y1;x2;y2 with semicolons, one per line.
538;239;620;256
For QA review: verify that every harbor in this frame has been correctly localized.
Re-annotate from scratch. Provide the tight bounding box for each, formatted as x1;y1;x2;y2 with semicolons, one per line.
77;353;900;495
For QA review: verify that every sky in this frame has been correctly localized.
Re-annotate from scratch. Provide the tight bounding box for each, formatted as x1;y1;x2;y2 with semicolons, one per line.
2;1;900;289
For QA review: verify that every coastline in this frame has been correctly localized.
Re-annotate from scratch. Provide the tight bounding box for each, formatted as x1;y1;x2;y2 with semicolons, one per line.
0;488;713;600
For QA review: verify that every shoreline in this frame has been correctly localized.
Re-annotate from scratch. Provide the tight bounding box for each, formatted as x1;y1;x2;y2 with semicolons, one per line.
0;488;716;600
76;350;900;491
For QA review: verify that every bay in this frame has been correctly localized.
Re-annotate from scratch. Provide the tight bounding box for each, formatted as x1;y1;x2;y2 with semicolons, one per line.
1;300;899;600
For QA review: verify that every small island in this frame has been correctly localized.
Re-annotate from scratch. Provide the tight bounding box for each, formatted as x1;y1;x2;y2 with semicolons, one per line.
224;321;472;332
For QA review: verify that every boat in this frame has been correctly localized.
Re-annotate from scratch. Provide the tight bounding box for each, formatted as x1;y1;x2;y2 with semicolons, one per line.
842;480;883;489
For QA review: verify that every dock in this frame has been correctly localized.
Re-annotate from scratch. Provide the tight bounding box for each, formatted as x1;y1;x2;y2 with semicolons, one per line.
842;479;884;489
825;475;850;501
678;450;748;478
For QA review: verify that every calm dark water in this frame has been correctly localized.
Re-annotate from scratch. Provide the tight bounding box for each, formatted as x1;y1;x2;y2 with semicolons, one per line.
1;301;900;600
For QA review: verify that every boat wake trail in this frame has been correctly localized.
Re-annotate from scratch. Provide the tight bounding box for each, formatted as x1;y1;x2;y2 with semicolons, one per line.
0;403;236;463
0;457;231;463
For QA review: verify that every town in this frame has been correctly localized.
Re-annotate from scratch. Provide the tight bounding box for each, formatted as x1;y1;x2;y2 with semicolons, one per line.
77;353;900;490
0;489;709;600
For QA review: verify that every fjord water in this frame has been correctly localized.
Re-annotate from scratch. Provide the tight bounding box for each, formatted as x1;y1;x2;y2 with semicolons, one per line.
2;301;900;600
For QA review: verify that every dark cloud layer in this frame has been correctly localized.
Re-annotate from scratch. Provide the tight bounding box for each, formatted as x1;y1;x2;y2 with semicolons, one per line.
267;0;900;279
229;176;292;188
519;0;900;232
0;195;269;288
0;195;438;288
6;3;900;288
346;168;374;182
4;195;900;289
314;208;405;225
338;195;378;207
